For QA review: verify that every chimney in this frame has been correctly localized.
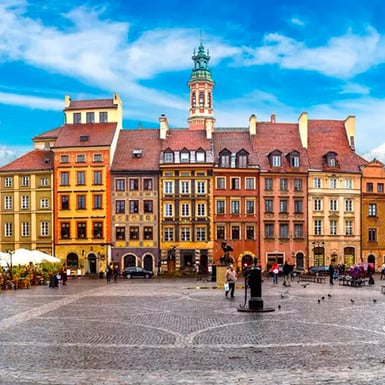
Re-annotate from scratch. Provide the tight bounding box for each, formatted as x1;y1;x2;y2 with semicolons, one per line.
270;114;276;123
159;114;169;139
249;114;257;135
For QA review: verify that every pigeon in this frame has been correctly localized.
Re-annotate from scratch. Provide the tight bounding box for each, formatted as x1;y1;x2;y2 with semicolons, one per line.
321;296;325;300
327;294;332;298
278;304;281;310
373;299;377;304
351;299;355;303
318;299;321;304
302;283;309;288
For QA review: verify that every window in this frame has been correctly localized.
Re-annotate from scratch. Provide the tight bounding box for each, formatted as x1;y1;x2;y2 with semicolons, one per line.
294;179;302;191
116;179;125;191
220;152;230;167
246;200;255;214
60;223;70;239
164;181;174;194
76;154;86;163
21;222;30;237
369;203;377;217
144;200;153;213
290;155;300;167
143;178;153;190
93;222;103;238
314;198;322;211
40;198;49;209
231;177;240;190
345;199;353;212
366;182;373;192
5;222;12;237
330;199;338;211
246;225;254;240
4;196;12;210
196;227;206;241
116;200;125;214
73;112;81;123
197;203;206;216
116;226;125;240
231;225;240;240
77;195;86;209
368;228;377;242
21;176;29;187
61;172;69;186
378;183;384;193
181;227;191;241
60;155;69;163
181;203;190;217
345;220;353;236
294;200;303;213
164;152;174;163
279;200;288;213
272;155;281;167
265;223;274;238
40;221;49;237
180;181;190;194
40;178;49;186
199;91;204;107
144;227;153;240
265;199;273;213
216;177;225;189
93;194;102;209
86;112;95;123
313;178;321;189
99;111;108;123
279;223;289;238
196;151;205;162
231;200;240;214
330;220;337;236
345;178;353;189
294;224;303;238
237;153;248;168
77;171;85;185
129;200;139;213
77;223;86;238
180;151;190;163
129;178;139;191
245;178;255;190
330;178;337;188
21;195;29;209
164;227;174;242
61;195;69;210
164;203;173;217
129;226;139;240
93;171;102;185
4;177;12;187
216;200;225;214
280;178;288;191
196;181;206;194
93;153;103;162
216;225;225;240
314;220;322;235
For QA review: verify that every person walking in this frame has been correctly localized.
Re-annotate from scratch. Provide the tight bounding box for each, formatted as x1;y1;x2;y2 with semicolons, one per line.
270;262;280;285
329;263;335;287
283;261;291;287
106;263;113;283
61;264;68;286
225;264;237;298
381;263;385;280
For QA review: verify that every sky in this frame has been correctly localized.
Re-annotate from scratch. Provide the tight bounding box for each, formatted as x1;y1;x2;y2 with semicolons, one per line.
2;0;385;166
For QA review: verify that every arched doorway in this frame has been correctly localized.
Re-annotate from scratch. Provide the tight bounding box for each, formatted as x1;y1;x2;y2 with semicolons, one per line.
88;253;97;274
143;254;153;271
124;254;136;268
67;253;79;269
295;252;304;270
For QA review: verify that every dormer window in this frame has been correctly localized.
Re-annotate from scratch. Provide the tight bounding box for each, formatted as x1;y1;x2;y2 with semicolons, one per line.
180;149;190;163
237;150;249;168
196;149;205;163
164;150;174;163
287;150;300;168
132;149;143;158
219;149;231;167
268;150;282;168
323;151;338;168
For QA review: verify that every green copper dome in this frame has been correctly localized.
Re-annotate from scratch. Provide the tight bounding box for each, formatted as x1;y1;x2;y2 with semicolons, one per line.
190;40;213;82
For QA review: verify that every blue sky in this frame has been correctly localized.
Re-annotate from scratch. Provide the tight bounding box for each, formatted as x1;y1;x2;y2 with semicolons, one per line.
2;0;385;166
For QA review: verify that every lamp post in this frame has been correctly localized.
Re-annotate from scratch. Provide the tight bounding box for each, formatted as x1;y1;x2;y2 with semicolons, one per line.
7;249;14;279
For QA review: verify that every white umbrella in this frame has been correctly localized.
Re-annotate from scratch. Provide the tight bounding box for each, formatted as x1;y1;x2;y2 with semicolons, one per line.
0;251;11;267
11;248;38;265
30;250;60;264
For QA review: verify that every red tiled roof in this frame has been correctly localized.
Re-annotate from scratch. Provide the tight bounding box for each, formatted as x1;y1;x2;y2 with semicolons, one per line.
0;150;53;172
161;129;212;150
53;123;117;148
307;120;366;172
251;122;309;172
212;131;258;166
32;127;62;141
111;129;162;171
65;99;117;110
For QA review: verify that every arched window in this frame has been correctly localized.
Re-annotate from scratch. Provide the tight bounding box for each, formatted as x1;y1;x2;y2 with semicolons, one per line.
199;92;204;107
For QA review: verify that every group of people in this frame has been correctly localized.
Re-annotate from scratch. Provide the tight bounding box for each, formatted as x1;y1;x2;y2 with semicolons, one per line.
106;263;119;282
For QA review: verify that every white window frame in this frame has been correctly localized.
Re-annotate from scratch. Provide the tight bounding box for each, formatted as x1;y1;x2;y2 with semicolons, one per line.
21;195;29;209
4;196;12;210
197;203;206;217
164;203;173;217
330;220;337;236
40;198;49;209
180;181;190;194
4;222;12;237
313;178;321;189
181;203;190;217
21;222;30;237
40;221;49;236
196;181;206;194
164;181;174;194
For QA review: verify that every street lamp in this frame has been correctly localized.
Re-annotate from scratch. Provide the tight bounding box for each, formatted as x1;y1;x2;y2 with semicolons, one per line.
6;250;14;279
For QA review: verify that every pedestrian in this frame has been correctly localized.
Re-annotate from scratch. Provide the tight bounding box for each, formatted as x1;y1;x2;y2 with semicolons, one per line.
106;263;113;283
283;261;291;287
329;263;335;287
381;263;385;280
270;261;280;285
225;264;237;298
113;265;119;283
61;264;68;286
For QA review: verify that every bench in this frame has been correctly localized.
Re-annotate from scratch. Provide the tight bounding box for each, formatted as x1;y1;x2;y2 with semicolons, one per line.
298;275;326;284
339;277;368;287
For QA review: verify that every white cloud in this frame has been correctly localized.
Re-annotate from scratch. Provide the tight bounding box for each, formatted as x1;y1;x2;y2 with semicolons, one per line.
0;92;62;110
0;144;31;167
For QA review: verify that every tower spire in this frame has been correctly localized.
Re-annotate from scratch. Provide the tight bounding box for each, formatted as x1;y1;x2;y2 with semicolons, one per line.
187;39;215;131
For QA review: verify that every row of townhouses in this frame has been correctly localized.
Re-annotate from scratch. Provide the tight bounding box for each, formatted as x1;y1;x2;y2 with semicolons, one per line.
0;41;384;276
